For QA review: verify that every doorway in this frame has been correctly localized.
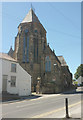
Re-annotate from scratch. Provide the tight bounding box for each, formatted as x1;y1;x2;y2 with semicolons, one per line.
2;75;8;92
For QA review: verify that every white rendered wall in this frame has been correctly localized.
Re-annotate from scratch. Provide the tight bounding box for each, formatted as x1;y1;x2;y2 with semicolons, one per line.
77;76;83;84
0;59;31;96
18;65;31;96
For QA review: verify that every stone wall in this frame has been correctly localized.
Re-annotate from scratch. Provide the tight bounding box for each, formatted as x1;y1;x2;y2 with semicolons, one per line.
11;12;73;93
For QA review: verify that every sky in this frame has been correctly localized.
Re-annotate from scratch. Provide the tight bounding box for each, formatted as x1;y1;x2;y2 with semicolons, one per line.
1;2;81;78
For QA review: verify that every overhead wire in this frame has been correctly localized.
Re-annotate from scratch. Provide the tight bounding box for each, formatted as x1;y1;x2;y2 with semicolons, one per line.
48;3;80;31
1;3;81;39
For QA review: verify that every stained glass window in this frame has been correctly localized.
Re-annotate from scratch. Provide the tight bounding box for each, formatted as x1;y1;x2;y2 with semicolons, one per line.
23;37;26;62
27;36;29;62
34;29;38;33
23;29;29;62
34;38;38;63
25;29;28;33
45;56;51;72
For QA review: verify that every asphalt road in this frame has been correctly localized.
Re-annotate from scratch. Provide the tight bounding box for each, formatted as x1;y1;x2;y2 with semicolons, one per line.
1;91;82;119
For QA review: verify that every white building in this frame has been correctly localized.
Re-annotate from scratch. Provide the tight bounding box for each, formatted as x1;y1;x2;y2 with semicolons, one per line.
0;53;31;96
77;76;83;85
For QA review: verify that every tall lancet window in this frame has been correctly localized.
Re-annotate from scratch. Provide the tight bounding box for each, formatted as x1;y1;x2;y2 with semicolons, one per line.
34;38;38;63
34;29;38;63
23;29;29;63
45;56;51;72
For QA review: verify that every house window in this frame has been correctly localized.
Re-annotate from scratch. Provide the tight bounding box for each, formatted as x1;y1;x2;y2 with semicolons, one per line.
11;63;16;72
45;56;51;72
11;76;16;87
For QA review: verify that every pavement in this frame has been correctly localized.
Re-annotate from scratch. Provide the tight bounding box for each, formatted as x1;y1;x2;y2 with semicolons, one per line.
1;91;61;104
0;87;83;103
1;87;81;103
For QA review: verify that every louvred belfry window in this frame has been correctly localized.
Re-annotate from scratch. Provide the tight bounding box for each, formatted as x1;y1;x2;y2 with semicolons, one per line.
23;29;29;63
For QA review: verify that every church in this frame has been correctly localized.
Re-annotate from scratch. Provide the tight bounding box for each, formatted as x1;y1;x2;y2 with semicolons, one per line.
8;8;73;93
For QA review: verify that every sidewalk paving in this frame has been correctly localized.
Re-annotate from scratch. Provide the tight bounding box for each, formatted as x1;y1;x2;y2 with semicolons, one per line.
1;86;83;104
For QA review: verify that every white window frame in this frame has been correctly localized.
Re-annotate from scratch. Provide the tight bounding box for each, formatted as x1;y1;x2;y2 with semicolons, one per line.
11;76;16;87
11;63;16;72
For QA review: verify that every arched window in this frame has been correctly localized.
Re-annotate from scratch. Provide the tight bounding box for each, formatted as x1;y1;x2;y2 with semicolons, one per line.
25;29;28;33
34;38;38;63
23;29;29;63
45;56;51;72
34;29;38;33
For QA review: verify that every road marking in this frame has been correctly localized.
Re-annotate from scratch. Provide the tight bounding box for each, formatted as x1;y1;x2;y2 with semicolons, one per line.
2;100;82;117
16;98;62;108
32;101;82;118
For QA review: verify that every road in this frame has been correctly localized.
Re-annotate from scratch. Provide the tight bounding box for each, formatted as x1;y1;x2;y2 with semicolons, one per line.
1;91;82;119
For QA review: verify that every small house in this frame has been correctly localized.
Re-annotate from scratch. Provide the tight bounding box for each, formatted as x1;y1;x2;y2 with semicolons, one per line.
0;53;31;96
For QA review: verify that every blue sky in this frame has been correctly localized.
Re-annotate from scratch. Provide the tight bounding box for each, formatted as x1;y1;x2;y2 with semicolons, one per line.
2;2;81;78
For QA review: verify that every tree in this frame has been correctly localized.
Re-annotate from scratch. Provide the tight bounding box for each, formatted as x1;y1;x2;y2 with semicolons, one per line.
74;64;83;79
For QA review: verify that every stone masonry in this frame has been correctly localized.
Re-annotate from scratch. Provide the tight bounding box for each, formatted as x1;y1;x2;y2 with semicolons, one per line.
8;8;73;93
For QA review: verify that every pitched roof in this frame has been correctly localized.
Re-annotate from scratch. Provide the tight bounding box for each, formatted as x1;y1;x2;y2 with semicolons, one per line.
21;8;40;24
57;56;67;66
0;53;16;62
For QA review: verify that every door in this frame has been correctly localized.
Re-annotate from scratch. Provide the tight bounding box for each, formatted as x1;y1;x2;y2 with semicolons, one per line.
2;75;8;92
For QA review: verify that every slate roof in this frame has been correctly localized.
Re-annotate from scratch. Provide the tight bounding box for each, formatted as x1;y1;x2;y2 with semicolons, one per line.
0;53;16;62
57;56;67;66
21;8;40;23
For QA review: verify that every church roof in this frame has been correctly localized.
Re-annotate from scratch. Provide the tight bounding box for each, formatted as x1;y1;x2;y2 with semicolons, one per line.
21;8;40;23
57;56;67;66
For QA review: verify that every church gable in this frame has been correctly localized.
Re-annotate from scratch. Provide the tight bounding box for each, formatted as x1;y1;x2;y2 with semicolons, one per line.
45;45;61;66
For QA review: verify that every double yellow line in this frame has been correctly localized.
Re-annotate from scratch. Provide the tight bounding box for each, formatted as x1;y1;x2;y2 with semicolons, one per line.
32;101;82;118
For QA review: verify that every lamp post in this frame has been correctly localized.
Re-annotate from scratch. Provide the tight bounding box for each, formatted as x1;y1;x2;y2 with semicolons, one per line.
37;77;41;81
54;63;57;66
36;77;41;94
53;63;57;78
53;64;57;93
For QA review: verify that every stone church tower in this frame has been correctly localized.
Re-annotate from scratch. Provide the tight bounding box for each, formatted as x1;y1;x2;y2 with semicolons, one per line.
9;8;73;93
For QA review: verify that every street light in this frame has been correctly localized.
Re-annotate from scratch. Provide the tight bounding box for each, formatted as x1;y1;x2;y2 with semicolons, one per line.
37;77;41;80
54;64;57;66
37;77;41;85
36;77;41;94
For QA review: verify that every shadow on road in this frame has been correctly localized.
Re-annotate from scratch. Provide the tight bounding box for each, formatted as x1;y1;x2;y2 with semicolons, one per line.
1;93;42;103
62;91;83;95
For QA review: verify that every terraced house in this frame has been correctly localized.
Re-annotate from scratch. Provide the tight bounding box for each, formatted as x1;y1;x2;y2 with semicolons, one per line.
8;8;73;93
